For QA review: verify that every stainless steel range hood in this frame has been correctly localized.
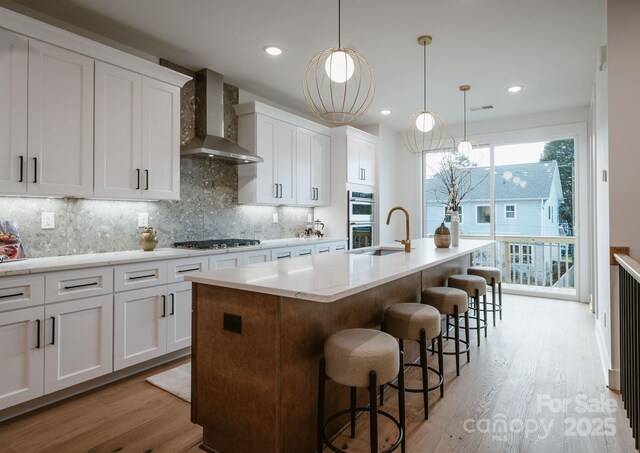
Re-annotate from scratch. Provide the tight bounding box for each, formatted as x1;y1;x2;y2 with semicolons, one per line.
181;69;263;164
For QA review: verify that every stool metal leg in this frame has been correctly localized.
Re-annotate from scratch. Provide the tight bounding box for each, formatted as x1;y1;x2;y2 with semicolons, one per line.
419;329;429;420
464;310;471;363
491;278;497;327
350;387;357;438
379;384;384;406
398;351;406;453
499;282;503;320
369;371;378;453
475;290;481;346
483;293;488;337
454;304;460;376
317;357;326;453
437;333;444;398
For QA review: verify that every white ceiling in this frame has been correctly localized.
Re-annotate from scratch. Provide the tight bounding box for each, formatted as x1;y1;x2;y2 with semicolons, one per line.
4;0;605;131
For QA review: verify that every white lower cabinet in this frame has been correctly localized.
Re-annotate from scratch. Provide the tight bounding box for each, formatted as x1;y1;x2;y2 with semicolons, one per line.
243;249;272;265
113;281;193;370
44;295;113;393
293;244;315;257
0;306;44;411
0;294;112;410
209;252;244;270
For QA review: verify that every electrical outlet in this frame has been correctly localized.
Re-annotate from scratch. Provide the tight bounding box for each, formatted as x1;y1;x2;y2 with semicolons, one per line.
41;212;55;229
273;213;279;223
307;213;313;222
138;212;149;228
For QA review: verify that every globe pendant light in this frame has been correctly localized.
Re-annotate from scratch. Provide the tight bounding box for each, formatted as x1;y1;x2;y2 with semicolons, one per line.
303;0;375;124
402;35;447;155
456;85;475;154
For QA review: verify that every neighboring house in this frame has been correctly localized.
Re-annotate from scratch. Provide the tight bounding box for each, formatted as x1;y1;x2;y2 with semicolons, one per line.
425;161;565;237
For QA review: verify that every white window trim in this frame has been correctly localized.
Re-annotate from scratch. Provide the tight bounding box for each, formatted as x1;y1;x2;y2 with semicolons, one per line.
505;204;517;220
476;204;491;224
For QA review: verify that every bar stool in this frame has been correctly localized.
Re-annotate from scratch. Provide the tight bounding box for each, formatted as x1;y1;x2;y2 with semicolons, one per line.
468;266;503;326
318;328;406;453
382;303;444;420
447;274;487;346
422;287;470;376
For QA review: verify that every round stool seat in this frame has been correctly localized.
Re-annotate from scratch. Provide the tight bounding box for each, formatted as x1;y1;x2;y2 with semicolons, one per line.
324;328;399;388
384;303;441;342
422;287;468;315
448;274;487;297
468;266;502;284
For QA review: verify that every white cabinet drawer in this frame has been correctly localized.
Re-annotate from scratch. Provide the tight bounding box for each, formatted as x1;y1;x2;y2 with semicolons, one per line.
244;249;272;265
331;241;348;252
114;261;166;292
271;247;293;260
45;267;113;303
166;257;208;283
0;275;45;313
293;245;315;257
209;252;244;270
315;244;332;254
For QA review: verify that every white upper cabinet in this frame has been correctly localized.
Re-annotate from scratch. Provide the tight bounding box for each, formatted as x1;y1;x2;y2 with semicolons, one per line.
236;101;331;207
347;134;376;186
95;63;180;200
296;128;330;206
94;62;142;199
141;77;180;200
27;40;94;197
0;29;28;194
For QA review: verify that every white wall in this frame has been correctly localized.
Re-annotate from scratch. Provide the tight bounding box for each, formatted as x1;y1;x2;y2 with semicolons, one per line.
605;0;640;389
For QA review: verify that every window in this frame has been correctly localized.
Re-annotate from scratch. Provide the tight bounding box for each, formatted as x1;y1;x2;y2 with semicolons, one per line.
476;205;490;223
443;206;463;223
509;244;532;264
505;204;516;219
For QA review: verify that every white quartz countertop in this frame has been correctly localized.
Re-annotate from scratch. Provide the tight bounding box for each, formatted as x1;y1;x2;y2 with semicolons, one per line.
186;238;494;303
0;237;347;277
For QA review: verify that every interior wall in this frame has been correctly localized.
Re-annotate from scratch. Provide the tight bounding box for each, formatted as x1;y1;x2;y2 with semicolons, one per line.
606;0;640;388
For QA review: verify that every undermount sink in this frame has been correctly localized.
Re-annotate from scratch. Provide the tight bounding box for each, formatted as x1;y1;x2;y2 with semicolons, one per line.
350;247;405;256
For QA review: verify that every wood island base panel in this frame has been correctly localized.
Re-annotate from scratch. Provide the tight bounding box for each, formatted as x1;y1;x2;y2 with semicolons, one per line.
191;252;472;453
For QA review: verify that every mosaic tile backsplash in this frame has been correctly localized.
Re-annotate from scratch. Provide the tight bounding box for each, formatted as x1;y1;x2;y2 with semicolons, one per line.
0;157;313;258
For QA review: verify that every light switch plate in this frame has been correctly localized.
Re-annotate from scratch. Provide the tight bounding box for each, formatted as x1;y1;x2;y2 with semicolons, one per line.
273;213;279;223
41;212;55;229
138;212;149;228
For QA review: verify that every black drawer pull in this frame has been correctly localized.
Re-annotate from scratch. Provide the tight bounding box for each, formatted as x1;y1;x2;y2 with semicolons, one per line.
36;319;41;349
0;292;25;299
299;252;312;256
161;295;166;318
136;168;141;190
63;282;99;290
50;316;55;345
170;293;175;316
177;268;200;273
19;156;24;182
128;273;156;280
276;255;291;259
33;157;38;183
145;169;149;190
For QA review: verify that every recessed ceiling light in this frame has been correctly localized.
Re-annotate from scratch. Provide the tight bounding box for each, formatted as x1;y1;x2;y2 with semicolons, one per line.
264;46;282;56
507;85;523;93
380;109;392;115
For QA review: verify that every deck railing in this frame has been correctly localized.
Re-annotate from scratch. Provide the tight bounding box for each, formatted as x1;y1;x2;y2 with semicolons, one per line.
616;253;640;450
464;235;576;290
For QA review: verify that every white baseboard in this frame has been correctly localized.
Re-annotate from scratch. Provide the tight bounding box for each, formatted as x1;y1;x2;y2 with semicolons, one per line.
594;321;615;389
609;368;621;391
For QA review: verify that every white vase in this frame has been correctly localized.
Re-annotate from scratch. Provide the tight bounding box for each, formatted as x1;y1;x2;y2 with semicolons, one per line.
451;219;459;246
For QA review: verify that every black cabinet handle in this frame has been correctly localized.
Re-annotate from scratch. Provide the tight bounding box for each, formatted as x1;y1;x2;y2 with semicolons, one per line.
136;169;141;189
64;282;99;290
274;183;278;199
170;293;175;316
177;267;200;273
50;316;55;345
36;319;41;349
161;295;166;318
276;254;291;259
145;169;149;190
18;156;24;182
0;292;24;299
33;157;38;183
128;273;156;280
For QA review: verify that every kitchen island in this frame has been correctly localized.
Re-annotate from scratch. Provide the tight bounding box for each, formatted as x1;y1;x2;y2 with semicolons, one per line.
186;238;493;453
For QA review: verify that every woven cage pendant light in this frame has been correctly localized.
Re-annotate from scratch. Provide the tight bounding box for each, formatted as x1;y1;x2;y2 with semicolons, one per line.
402;35;448;155
303;0;375;124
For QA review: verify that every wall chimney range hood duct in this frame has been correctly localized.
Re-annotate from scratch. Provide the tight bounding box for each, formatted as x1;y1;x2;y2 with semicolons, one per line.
181;69;263;164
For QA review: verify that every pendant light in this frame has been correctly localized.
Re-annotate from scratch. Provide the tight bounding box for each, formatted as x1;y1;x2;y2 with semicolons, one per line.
402;35;447;155
303;0;375;124
456;85;475;154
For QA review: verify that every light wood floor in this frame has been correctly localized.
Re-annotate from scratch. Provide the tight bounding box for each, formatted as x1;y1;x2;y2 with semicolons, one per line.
0;295;635;453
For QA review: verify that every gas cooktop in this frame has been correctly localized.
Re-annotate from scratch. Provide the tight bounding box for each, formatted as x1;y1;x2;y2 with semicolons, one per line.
173;239;260;250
